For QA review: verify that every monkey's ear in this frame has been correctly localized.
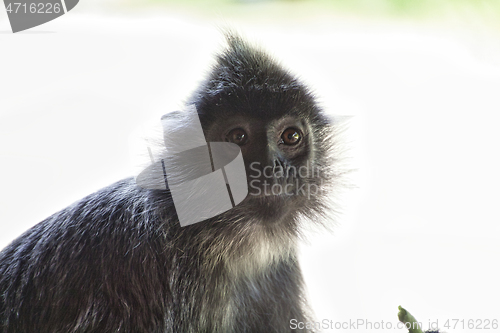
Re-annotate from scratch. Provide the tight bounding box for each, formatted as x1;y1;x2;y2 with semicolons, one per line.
324;114;353;127
136;105;207;191
161;105;207;155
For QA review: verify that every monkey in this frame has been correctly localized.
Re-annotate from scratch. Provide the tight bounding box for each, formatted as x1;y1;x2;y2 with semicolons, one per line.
0;33;339;332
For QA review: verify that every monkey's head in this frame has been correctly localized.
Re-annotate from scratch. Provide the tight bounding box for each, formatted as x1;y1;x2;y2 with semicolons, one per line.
189;34;337;231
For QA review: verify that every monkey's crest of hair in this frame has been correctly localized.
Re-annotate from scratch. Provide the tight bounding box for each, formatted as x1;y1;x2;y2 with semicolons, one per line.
191;33;308;112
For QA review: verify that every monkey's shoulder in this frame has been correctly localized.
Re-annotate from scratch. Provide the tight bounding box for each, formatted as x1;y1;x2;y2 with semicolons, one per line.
0;178;175;267
0;178;180;331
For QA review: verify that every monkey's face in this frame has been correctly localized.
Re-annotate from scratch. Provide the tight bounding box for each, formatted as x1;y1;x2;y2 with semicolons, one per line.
199;88;331;225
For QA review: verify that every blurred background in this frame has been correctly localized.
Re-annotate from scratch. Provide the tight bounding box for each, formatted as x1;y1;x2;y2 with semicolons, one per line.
1;1;499;332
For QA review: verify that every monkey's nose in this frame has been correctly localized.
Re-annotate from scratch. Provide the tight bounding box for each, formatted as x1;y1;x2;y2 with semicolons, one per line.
272;158;286;175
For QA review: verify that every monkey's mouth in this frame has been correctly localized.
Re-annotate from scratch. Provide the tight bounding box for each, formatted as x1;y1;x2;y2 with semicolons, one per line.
240;191;304;223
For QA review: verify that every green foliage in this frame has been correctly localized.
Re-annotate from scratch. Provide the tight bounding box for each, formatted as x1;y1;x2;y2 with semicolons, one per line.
123;0;500;30
398;306;425;333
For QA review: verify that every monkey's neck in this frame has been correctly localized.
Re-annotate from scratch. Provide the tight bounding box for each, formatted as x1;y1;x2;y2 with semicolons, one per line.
203;221;298;278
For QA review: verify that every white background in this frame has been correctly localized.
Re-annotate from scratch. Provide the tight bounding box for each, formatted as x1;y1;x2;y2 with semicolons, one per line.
1;3;499;332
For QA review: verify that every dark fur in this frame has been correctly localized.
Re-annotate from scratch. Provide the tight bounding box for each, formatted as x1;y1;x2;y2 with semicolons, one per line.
0;35;337;332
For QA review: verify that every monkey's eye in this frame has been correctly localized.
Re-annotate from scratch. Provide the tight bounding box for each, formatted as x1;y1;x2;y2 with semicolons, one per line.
227;128;248;146
281;128;301;145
